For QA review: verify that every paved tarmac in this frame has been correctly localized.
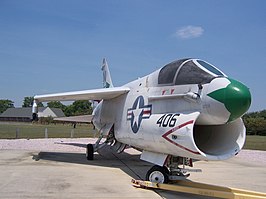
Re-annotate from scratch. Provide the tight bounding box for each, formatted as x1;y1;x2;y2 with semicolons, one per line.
0;145;265;198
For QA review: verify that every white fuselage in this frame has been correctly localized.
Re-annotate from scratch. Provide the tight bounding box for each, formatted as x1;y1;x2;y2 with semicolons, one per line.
34;58;251;165
92;68;246;162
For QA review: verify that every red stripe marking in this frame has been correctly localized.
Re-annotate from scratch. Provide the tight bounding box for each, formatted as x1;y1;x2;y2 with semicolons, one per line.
162;120;200;155
171;89;175;94
143;110;151;114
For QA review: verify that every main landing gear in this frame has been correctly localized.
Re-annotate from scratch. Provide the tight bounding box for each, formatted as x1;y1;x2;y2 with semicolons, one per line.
85;125;127;160
146;156;202;183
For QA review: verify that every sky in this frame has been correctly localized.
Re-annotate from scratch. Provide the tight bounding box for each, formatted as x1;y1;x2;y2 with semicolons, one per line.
0;0;265;112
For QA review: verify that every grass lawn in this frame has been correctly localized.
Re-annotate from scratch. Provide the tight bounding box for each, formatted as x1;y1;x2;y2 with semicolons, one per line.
244;135;266;151
0;122;98;139
0;122;265;151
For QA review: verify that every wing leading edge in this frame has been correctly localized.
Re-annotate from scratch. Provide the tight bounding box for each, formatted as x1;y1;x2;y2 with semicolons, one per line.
34;87;130;102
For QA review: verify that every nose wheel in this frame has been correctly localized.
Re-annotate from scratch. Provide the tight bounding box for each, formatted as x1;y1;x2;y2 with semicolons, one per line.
146;165;169;183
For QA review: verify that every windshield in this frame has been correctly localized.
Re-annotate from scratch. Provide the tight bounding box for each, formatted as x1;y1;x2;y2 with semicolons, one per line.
175;60;214;85
197;60;225;76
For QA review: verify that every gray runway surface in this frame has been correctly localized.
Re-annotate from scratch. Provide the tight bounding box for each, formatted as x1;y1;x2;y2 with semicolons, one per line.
0;138;265;199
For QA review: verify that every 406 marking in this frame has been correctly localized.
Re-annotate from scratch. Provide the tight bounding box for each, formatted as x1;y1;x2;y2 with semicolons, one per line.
156;113;180;127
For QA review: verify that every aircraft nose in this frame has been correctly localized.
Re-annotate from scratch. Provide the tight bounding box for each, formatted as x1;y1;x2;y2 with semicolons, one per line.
208;78;251;122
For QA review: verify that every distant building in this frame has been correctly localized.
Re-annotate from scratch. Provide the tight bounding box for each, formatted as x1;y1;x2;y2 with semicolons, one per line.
0;107;65;122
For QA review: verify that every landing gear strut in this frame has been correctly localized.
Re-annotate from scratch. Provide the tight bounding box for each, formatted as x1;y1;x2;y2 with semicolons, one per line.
85;125;127;161
85;125;114;161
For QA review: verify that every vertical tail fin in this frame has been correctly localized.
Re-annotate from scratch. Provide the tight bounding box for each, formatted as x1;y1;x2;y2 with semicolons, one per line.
90;58;113;113
101;58;114;88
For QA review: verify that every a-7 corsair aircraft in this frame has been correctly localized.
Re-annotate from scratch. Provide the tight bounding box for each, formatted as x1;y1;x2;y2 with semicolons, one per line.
33;58;251;183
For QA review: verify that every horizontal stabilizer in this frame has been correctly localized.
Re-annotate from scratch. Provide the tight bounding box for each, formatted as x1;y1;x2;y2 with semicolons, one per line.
53;115;93;123
34;87;130;102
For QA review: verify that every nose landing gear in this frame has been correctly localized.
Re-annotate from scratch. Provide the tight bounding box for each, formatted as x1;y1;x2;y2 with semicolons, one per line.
146;156;201;183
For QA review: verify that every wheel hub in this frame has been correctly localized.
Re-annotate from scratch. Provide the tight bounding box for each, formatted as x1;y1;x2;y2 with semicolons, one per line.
149;171;165;183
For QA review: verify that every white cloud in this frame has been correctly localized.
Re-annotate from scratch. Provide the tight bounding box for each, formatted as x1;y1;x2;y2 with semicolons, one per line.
175;26;204;39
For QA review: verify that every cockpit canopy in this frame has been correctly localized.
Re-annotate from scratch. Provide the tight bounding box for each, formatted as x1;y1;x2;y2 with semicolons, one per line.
158;58;226;85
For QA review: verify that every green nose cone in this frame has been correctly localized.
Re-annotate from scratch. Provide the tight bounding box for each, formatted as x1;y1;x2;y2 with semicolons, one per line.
208;78;251;122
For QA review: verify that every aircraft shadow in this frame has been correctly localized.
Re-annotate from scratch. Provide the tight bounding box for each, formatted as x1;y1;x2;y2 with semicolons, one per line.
31;143;213;199
32;145;152;181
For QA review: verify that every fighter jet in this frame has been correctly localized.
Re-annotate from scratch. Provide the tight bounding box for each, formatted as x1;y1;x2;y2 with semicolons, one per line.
33;58;251;183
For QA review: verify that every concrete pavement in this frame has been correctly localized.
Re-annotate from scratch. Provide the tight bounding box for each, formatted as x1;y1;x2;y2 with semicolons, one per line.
0;146;265;199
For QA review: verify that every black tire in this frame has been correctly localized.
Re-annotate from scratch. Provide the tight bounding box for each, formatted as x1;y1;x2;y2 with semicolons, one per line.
146;165;169;183
86;144;94;160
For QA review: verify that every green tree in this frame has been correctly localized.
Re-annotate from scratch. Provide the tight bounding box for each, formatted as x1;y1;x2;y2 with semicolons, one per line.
22;97;33;107
243;110;266;135
243;117;266;135
22;96;43;107
47;101;66;110
64;100;92;116
0;99;14;113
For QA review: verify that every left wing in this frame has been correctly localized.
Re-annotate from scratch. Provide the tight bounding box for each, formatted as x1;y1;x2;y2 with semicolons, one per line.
34;87;130;102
